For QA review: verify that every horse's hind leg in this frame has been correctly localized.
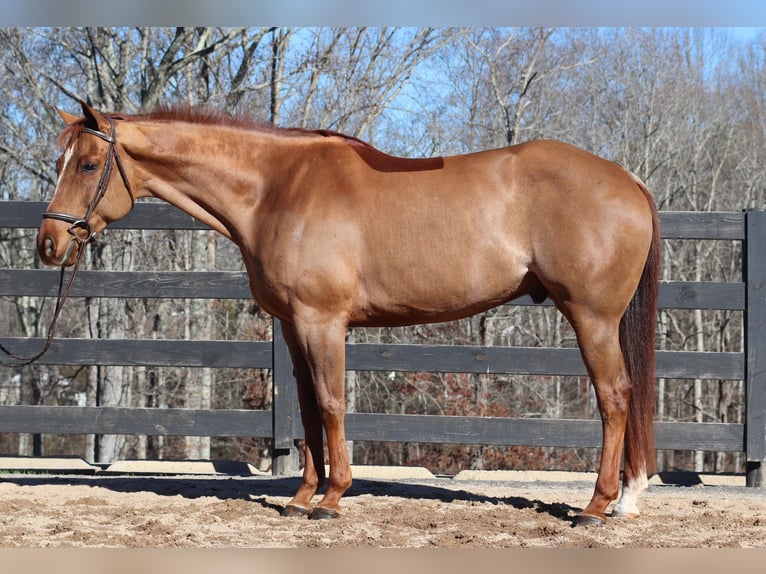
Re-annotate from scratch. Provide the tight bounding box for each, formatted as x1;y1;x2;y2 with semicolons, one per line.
280;321;328;518
612;418;651;518
567;309;632;526
612;462;649;519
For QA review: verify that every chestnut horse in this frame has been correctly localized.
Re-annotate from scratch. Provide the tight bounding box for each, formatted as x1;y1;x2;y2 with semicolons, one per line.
38;101;660;526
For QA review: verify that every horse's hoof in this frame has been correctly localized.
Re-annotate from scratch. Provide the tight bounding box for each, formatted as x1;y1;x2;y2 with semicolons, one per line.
575;514;606;527
282;504;311;518
309;507;341;520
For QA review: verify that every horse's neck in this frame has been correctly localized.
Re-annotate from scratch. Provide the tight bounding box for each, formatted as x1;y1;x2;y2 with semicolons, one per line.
131;123;286;240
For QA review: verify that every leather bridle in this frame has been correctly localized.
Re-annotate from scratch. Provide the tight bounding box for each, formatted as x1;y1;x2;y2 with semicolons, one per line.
1;116;134;366
42;116;135;249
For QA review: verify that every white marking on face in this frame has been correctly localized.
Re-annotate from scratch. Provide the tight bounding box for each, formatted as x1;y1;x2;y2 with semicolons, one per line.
52;145;75;201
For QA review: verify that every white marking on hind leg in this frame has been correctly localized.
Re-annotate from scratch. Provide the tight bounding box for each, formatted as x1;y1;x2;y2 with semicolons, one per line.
613;467;648;519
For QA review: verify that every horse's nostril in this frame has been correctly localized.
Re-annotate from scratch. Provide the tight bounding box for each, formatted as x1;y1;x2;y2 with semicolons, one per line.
44;237;55;258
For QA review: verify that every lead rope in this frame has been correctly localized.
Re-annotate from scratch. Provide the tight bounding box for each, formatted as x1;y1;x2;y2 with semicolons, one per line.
0;117;130;367
0;237;88;366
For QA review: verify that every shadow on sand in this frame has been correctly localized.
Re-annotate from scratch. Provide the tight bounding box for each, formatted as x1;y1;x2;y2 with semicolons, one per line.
0;473;584;525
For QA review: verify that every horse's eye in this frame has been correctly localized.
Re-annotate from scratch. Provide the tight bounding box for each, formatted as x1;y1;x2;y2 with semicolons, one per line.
81;161;98;174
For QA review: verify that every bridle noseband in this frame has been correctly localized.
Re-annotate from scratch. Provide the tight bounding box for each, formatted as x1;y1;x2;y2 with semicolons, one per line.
42;116;135;248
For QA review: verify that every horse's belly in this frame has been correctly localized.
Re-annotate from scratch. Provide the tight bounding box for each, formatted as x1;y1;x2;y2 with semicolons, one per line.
351;253;531;327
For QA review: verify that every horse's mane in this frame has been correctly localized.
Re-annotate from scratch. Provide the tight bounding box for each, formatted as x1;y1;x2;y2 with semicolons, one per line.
58;104;372;148
144;105;373;144
58;104;445;172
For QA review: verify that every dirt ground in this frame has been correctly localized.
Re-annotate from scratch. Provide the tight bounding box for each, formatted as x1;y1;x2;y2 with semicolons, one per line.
0;469;764;548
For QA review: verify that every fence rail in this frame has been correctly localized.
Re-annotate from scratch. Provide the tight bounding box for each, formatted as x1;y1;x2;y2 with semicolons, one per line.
1;201;765;484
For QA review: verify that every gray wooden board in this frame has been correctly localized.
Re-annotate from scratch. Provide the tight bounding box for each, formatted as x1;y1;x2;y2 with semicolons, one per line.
0;338;273;369
0;269;252;299
658;211;745;240
0;269;747;311
746;211;766;461
343;414;743;451
0;405;271;437
0;338;743;380
0;202;747;239
271;320;299;451
0;201;208;230
347;345;743;380
0;405;742;451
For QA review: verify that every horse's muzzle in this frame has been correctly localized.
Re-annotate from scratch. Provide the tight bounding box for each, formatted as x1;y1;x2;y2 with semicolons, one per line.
37;222;82;268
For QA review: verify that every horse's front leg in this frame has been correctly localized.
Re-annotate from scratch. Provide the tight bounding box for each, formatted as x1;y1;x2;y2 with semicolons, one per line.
285;313;352;520
280;321;326;518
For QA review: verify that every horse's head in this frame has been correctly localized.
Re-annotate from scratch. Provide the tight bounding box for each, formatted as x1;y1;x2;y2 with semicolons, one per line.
37;100;135;267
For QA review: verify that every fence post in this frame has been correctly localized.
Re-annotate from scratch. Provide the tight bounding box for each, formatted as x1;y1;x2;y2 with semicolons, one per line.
745;210;766;487
271;317;300;475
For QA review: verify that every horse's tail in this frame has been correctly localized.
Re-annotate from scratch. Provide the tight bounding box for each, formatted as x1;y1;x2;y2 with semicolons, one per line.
620;176;661;479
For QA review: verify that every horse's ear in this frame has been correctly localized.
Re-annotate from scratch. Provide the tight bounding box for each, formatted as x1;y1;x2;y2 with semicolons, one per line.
57;109;80;126
79;100;109;132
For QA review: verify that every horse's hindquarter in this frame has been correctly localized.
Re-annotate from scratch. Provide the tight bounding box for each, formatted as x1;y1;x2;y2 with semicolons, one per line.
514;140;655;316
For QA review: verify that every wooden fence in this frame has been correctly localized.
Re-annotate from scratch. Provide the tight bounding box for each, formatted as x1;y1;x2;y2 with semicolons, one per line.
1;200;765;485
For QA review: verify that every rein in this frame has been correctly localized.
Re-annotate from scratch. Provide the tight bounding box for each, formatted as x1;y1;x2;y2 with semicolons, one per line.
0;233;88;366
0;117;134;367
